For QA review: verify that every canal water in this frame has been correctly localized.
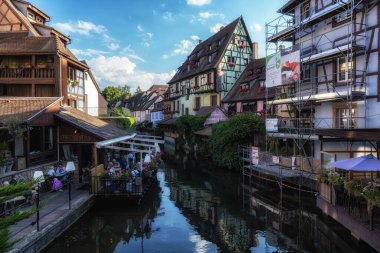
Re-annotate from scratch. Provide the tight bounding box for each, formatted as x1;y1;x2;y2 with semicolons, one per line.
43;162;377;253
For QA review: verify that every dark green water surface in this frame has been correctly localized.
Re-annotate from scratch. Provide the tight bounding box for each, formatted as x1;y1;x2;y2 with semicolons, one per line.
42;163;376;253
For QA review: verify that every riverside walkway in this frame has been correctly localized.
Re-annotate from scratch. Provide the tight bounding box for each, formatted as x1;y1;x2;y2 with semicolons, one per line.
8;182;94;253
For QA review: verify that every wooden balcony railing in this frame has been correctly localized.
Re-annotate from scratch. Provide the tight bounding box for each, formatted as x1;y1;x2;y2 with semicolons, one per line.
0;68;55;79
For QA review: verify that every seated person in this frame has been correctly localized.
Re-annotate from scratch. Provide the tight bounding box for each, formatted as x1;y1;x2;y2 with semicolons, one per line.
51;178;63;191
111;159;120;168
107;162;116;175
55;163;68;184
47;166;56;177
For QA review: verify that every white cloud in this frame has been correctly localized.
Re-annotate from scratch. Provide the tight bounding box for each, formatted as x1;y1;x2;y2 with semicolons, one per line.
162;11;174;22
161;54;169;60
137;26;153;47
137;25;144;32
86;55;174;91
199;12;224;19
54;20;106;36
191;35;200;41
127;54;145;62
250;23;263;32
210;23;225;33
107;43;120;50
172;39;196;56
71;48;109;57
146;33;153;39
186;0;211;6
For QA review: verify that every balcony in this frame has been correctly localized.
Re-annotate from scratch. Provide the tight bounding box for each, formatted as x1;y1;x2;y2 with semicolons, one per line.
267;115;367;140
191;83;214;94
0;67;55;82
267;72;366;105
267;0;352;43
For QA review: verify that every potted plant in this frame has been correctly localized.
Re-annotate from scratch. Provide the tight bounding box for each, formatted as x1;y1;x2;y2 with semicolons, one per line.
328;172;344;186
362;182;380;230
344;180;364;197
317;168;329;183
0;158;7;174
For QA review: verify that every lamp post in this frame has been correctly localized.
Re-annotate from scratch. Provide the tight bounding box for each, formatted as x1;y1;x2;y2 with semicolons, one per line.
33;171;45;232
66;161;75;210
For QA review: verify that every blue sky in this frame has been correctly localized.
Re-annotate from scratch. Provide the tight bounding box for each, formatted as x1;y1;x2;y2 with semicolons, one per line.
31;0;287;91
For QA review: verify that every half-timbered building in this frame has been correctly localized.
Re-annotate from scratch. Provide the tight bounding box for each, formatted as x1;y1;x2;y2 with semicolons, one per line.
167;17;255;116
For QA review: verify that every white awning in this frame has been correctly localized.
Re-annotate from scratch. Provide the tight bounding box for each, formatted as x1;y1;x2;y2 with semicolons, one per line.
96;133;137;148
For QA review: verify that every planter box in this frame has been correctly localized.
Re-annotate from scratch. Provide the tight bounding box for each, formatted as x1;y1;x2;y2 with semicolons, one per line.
15;157;26;170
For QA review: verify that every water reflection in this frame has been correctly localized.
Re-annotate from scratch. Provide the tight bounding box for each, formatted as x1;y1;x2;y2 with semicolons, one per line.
43;162;377;253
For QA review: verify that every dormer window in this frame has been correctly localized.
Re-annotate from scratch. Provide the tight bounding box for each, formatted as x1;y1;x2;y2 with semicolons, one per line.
208;44;212;51
240;83;249;92
238;40;246;48
208;54;212;63
246;70;253;76
27;11;35;20
227;56;236;66
217;40;221;47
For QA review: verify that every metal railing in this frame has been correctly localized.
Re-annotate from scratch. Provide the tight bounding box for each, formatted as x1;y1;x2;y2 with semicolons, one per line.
90;173;157;199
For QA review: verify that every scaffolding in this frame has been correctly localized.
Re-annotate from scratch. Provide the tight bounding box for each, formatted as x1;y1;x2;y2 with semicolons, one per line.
255;0;374;187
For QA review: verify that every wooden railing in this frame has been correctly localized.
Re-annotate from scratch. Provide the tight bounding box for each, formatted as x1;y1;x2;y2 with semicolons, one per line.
0;68;55;78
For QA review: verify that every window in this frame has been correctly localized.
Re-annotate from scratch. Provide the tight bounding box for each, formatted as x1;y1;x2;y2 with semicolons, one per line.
181;104;184;115
302;64;311;82
227;56;236;64
186;88;190;100
208;54;212;63
244;58;249;65
176;101;180;112
185;108;189;115
301;2;310;20
194;76;199;87
211;95;218;106
337;56;353;82
85;73;88;80
207;73;212;84
176;83;180;92
27;12;35;20
194;97;201;110
336;107;356;128
208;44;212;51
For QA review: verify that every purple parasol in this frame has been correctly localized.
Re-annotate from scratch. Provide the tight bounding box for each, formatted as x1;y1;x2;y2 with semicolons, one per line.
328;154;380;171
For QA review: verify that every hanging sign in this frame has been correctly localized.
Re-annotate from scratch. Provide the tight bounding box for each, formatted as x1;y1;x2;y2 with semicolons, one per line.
251;146;259;165
266;118;278;132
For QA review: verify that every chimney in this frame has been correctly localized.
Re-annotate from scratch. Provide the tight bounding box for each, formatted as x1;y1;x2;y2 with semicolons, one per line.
252;42;259;60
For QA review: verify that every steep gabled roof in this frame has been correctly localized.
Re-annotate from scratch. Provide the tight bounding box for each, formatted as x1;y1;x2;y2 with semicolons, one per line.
5;0;40;36
169;17;248;84
0;97;62;123
55;106;130;140
222;58;275;103
0;31;56;53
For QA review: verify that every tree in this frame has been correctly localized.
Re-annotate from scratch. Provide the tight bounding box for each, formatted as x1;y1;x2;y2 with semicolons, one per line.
102;85;131;107
134;86;143;95
209;113;265;170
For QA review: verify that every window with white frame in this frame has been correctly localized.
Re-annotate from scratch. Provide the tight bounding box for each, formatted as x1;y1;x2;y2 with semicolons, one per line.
336;107;356;128
337;56;353;82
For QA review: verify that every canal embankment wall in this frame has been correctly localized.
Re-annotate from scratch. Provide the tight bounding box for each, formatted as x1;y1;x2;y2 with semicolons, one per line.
8;191;95;253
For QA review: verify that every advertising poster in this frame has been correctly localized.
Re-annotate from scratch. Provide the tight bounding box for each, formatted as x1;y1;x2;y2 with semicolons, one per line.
266;118;278;132
281;49;300;85
251;146;259;166
266;52;281;88
266;47;300;87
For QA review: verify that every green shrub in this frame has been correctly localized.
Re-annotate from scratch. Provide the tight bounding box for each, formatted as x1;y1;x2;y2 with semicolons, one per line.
175;115;208;144
209;113;265;170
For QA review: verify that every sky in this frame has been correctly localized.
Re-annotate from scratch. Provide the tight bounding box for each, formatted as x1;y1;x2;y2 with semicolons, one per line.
31;0;287;92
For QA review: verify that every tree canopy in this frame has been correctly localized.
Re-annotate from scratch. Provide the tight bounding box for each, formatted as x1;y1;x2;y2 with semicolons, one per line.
102;85;131;107
134;86;143;95
209;113;265;170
